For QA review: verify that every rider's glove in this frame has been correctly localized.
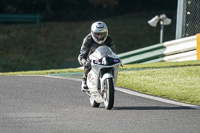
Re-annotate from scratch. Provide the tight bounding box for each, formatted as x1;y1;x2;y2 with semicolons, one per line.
83;61;91;72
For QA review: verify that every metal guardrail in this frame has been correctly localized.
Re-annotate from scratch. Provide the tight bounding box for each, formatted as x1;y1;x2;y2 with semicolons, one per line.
163;36;196;56
163;35;197;62
0;14;41;25
164;50;197;62
118;35;199;64
118;43;166;64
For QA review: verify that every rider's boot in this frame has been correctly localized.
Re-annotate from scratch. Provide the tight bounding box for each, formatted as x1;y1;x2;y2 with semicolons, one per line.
81;77;88;92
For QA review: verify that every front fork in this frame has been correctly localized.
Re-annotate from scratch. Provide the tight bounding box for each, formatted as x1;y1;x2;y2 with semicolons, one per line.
100;72;113;93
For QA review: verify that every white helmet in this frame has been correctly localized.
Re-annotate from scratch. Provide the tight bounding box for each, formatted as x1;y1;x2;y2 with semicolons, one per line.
91;21;108;44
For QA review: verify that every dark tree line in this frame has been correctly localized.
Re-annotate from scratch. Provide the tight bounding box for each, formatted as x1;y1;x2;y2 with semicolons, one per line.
0;0;177;21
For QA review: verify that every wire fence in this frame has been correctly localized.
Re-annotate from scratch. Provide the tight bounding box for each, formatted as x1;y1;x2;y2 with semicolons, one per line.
185;0;200;37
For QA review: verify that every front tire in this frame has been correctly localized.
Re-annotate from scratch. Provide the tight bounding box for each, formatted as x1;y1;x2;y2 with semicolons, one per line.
103;78;114;110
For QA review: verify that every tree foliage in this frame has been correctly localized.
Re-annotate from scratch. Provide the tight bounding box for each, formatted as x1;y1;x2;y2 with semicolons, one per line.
89;0;119;9
0;0;177;21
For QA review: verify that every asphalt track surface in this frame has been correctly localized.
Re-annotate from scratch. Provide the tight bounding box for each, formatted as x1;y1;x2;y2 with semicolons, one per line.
0;76;200;133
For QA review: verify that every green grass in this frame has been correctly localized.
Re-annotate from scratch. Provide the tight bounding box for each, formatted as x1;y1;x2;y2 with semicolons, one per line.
117;66;200;105
0;11;176;72
117;61;200;105
0;61;199;105
121;60;200;70
0;68;82;76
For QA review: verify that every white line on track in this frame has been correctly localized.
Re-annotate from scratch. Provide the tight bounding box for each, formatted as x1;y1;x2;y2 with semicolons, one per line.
115;87;200;110
18;75;200;110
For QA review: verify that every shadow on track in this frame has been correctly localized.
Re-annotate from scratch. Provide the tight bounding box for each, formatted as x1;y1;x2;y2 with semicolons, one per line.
113;106;195;110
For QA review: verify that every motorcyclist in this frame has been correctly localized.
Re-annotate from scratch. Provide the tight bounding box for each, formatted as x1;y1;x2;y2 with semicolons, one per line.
78;21;116;91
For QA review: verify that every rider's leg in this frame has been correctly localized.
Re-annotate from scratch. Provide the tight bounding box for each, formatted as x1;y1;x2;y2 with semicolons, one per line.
81;71;88;91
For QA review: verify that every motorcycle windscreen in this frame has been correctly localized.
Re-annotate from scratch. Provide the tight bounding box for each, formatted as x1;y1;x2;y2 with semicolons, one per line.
89;46;117;60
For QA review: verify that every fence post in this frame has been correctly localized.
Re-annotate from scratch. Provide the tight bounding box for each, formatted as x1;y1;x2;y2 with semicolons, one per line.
36;14;40;26
176;0;186;39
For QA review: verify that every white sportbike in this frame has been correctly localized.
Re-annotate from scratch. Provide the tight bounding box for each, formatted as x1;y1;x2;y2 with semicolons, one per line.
85;46;121;110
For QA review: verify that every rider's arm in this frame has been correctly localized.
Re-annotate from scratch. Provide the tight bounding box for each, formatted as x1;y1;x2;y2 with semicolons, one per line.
106;35;116;53
78;35;91;66
110;42;116;53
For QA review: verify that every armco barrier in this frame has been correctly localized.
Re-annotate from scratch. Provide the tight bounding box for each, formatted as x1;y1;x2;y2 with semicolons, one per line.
163;35;197;62
118;34;200;64
0;14;41;25
163;36;196;56
118;43;166;64
164;50;197;62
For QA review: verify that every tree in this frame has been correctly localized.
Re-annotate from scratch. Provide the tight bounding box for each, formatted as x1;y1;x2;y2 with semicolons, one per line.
88;0;119;9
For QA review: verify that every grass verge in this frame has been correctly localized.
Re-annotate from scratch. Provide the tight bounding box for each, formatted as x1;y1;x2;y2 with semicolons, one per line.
117;61;200;105
0;68;82;76
117;66;200;105
121;60;200;70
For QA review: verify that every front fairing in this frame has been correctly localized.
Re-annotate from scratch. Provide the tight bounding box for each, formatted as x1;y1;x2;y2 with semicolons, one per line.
89;46;121;74
89;46;118;60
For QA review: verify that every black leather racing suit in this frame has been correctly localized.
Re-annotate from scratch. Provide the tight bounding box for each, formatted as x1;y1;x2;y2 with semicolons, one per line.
78;33;116;67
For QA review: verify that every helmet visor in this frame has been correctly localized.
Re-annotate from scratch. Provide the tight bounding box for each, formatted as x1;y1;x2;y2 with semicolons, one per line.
94;32;107;41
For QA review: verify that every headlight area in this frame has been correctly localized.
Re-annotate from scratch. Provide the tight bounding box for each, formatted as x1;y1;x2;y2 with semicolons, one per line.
93;57;120;66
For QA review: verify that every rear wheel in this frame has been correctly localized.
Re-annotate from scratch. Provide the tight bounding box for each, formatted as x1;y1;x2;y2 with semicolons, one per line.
89;97;100;107
103;78;114;110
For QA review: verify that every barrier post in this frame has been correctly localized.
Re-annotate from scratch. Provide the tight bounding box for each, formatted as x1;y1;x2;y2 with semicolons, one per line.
197;33;200;60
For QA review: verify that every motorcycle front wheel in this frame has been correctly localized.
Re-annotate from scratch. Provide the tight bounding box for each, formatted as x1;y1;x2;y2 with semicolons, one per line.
103;78;114;110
